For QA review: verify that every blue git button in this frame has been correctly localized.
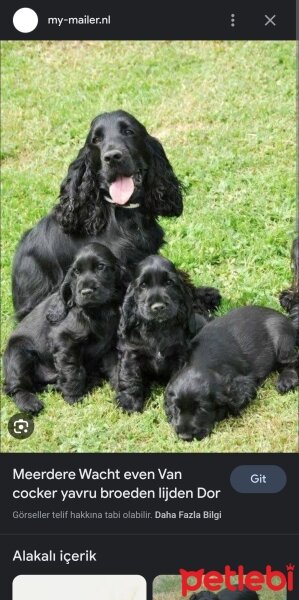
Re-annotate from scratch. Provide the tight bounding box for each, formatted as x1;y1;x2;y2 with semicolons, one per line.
230;465;287;493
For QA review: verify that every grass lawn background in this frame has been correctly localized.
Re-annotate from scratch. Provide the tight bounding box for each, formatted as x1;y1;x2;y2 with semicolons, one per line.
0;40;297;453
153;574;286;600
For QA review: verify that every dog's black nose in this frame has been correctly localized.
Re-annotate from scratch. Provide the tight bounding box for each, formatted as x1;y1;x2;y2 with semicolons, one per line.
104;149;123;163
150;302;166;313
81;288;94;297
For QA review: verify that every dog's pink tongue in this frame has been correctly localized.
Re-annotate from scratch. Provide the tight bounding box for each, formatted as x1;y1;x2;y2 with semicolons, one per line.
109;176;134;205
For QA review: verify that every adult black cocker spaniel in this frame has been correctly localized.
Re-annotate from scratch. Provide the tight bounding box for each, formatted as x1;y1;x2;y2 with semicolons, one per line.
12;110;185;320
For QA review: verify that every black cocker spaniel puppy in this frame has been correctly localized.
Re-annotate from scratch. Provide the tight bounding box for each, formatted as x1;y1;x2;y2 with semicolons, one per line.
116;254;209;413
12;110;185;320
4;243;125;414
165;305;298;441
190;589;259;600
279;237;299;342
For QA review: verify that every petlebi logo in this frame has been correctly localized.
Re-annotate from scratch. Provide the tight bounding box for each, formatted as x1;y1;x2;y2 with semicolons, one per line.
180;564;295;593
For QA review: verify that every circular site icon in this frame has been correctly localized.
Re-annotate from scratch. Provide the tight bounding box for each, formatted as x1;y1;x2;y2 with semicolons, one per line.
8;413;34;439
13;8;38;33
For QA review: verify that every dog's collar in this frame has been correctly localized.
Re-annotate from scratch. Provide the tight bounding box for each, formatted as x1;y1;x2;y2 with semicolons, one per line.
103;195;140;209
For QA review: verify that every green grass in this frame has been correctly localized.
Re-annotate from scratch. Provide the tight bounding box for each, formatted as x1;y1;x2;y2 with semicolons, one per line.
0;41;297;453
153;574;286;600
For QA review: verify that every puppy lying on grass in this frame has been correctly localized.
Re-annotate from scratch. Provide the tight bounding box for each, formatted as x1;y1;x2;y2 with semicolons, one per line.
4;243;125;414
165;306;298;441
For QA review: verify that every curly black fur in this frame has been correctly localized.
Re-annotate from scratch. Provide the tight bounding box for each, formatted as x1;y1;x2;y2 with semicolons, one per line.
115;255;209;413
4;243;125;414
165;306;298;440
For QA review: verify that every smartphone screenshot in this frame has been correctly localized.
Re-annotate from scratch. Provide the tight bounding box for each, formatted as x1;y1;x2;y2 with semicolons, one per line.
0;1;298;599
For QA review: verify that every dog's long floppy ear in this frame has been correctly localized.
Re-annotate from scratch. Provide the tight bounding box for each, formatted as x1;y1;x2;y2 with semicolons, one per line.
54;145;105;235
176;268;217;326
214;373;257;415
117;264;132;297
144;135;184;217
46;269;74;324
176;269;201;334
118;283;139;337
211;372;233;409
227;374;257;413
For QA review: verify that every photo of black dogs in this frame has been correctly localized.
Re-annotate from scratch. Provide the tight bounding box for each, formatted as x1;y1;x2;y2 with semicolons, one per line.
165;305;298;441
12;110;219;321
116;254;209;413
4;243;125;413
189;589;259;599
3;104;297;450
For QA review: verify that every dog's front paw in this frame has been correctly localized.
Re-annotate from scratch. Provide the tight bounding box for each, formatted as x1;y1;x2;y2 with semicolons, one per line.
276;369;299;394
62;394;83;406
117;392;144;414
14;392;44;414
227;405;243;416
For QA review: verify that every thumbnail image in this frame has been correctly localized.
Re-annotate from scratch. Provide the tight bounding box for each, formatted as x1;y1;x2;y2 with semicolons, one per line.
13;574;146;600
1;40;297;453
153;574;287;600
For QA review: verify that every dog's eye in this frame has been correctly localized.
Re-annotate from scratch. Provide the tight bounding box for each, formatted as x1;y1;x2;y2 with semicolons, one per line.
92;135;103;144
123;128;134;136
73;267;80;275
140;282;147;289
165;279;173;286
96;264;105;271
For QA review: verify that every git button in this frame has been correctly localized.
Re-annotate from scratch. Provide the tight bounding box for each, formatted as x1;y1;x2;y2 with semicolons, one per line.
230;465;287;493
